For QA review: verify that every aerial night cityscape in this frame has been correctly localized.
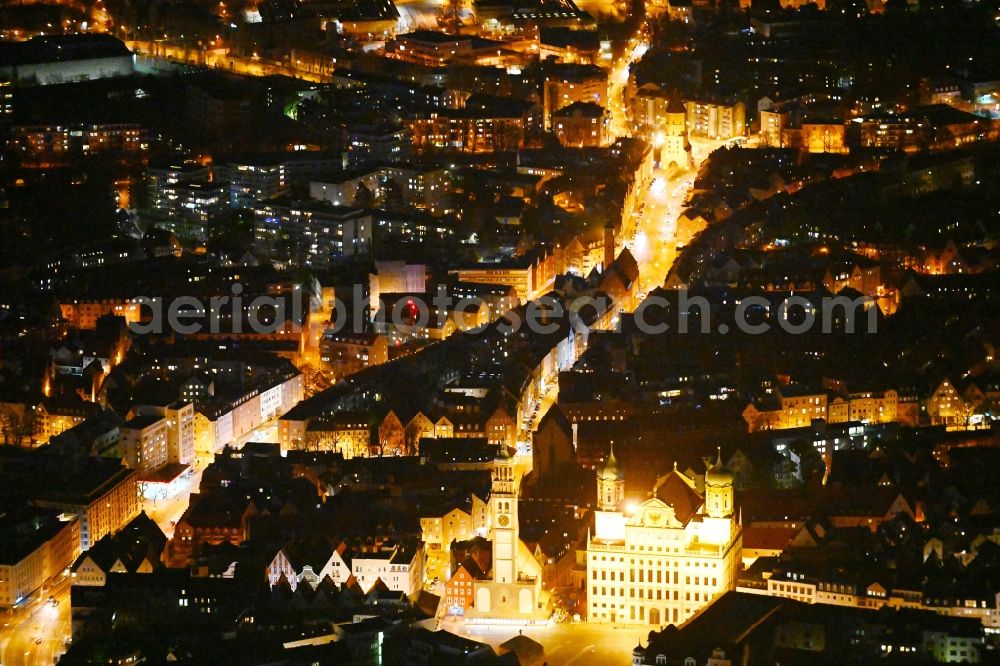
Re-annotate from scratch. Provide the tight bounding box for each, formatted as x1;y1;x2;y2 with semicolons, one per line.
0;0;999;662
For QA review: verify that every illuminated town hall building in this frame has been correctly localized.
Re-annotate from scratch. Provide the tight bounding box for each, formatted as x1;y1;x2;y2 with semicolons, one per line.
586;446;743;626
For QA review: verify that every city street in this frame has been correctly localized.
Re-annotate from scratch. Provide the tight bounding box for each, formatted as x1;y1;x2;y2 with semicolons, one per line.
607;38;646;139
144;466;204;540
603;29;725;298
1;419;283;666
451;620;648;665
625;159;708;297
143;419;279;538
0;578;72;666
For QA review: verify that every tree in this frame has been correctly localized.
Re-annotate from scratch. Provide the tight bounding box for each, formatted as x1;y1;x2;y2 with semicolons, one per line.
0;405;36;446
353;182;375;208
380;179;406;212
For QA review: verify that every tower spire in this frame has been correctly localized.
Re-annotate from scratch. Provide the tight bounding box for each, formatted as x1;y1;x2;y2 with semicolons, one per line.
705;446;734;518
597;440;625;511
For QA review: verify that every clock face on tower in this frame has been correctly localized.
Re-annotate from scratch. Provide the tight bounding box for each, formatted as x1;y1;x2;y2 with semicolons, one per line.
497;514;510;527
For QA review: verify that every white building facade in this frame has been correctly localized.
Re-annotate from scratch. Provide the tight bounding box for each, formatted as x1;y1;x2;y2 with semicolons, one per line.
587;450;743;626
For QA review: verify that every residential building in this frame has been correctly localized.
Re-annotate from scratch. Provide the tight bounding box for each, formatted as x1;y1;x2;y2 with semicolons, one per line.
0;508;79;608
854;104;986;153
408;108;529;153
303;412;372;458
144;161;213;214
452;249;557;303
49;411;123;457
346;124;411;167
34;397;101;444
377;164;450;213
759;104;790;147
421;498;490;583
23;454;141;551
372;209;457;242
443;564;477;616
351;541;423;595
58;298;144;330
265;540;352;592
684;97;746;140
215;159;287;208
253;198;372;266
143;161;228;238
136;401;195;466
70;513;166;587
320;332;390;379
743;386;906;432
927;378;968;427
542;65;607;130
827;390;899;425
742;385;829;432
193;370;303;456
309;170;380;208
553;101;609;147
148;181;228;240
120;414;168;472
799;121;848;153
10;123;146;168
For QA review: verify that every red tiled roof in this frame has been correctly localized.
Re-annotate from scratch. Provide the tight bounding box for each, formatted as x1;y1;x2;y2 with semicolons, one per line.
742;526;798;551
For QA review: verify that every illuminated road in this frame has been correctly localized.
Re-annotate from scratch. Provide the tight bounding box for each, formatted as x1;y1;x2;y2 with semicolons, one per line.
603;31;708;297
630;168;691;295
145;419;279;540
127;40;334;83
0;578;72;666
607;38;647;139
449;620;648;665
144;466;203;541
627;136;728;296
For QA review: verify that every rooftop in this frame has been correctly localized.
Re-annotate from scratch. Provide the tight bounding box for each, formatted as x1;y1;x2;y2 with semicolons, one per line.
122;414;164;431
0;35;132;66
0;507;71;566
554;101;606;118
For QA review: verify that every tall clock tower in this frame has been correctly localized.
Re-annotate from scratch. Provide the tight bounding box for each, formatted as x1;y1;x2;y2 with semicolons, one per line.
490;447;518;584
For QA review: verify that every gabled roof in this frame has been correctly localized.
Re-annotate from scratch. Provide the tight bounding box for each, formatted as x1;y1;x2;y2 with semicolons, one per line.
282;538;335;573
651;469;704;524
743;525;799;551
554;101;606;118
72;511;166;574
